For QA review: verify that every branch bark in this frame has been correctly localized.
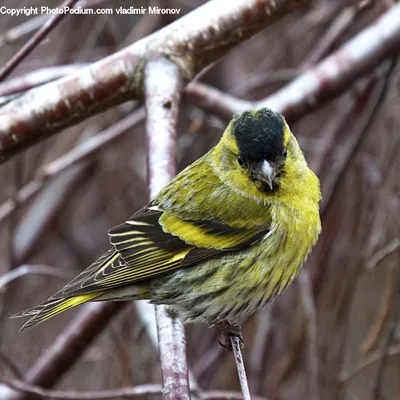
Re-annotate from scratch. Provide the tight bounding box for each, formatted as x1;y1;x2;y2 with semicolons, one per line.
144;57;189;399
185;3;400;121
0;0;310;164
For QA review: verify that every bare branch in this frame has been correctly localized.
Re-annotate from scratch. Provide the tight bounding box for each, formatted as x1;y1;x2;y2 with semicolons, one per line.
145;57;189;398
301;1;375;67
23;303;125;389
185;4;400;121
0;65;84;97
0;0;310;163
258;5;400;118
299;269;319;400
201;391;269;400
372;264;400;399
134;301;200;392
321;56;399;218
0;107;144;226
0;351;23;379
12;163;91;264
0;377;271;400
0;378;162;399
0;265;72;292
230;336;251;400
367;239;400;269
249;309;271;391
359;264;397;356
340;344;400;382
0;0;79;82
0;0;111;47
0;181;41;225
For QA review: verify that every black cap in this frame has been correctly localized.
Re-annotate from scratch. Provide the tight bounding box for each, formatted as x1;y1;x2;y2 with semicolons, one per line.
232;109;285;163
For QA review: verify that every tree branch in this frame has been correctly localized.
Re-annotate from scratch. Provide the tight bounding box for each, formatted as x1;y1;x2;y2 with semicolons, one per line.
0;378;162;400
0;107;145;225
231;337;251;400
185;4;400;121
0;0;79;82
7;303;125;400
144;57;189;399
0;377;271;400
0;264;72;291
0;0;309;164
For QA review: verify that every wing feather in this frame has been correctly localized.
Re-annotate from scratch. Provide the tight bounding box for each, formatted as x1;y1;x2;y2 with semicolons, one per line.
49;203;269;299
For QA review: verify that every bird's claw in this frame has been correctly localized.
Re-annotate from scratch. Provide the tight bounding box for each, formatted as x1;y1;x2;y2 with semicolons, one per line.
215;321;244;351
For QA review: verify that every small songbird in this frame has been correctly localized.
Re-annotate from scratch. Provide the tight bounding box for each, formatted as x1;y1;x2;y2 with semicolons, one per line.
13;108;321;337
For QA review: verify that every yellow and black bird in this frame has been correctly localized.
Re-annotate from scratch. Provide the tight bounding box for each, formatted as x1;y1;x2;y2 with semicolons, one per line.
13;108;321;334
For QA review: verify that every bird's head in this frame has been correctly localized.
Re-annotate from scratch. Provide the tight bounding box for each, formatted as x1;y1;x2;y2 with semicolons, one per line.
213;108;311;201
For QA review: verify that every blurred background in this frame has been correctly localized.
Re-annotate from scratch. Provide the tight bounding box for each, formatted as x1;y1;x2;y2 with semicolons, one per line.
0;0;399;399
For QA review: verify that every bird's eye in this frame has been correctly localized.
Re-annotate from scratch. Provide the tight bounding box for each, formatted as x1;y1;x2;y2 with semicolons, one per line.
282;149;287;158
237;156;244;167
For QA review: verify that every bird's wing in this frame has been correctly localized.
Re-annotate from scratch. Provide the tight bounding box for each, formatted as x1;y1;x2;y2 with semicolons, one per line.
50;204;269;299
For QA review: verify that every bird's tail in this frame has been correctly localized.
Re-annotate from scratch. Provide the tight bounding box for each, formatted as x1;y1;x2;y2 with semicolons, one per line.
11;292;103;332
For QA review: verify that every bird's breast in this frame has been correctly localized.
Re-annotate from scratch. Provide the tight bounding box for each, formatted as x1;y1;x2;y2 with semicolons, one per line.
247;203;320;300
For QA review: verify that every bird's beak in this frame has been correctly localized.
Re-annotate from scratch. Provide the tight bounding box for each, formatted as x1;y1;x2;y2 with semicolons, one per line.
260;160;276;190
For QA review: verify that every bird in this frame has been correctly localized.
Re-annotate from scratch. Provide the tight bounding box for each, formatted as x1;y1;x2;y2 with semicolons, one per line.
13;108;321;341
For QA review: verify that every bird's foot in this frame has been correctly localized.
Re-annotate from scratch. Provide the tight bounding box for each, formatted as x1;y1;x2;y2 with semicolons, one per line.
215;321;244;351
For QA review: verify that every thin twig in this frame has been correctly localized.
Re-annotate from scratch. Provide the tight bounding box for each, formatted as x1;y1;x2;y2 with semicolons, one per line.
267;307;306;390
201;391;269;400
23;303;125;389
321;56;399;218
0;351;23;378
299;269;320;400
340;344;400;382
8;155;24;269
0;0;79;82
12;163;93;265
360;265;397;355
0;15;48;47
230;69;299;96
308;99;355;174
0;65;84;98
0;264;72;292
0;0;110;47
185;5;400;121
193;341;225;382
302;0;376;67
0;378;162;399
0;377;270;400
367;239;400;269
249;309;271;392
230;336;251;400
372;263;400;399
0;107;144;226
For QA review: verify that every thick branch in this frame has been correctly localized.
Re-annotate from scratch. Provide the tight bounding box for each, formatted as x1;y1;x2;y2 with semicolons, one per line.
144;57;189;399
185;4;400;121
0;0;309;163
259;4;400;119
